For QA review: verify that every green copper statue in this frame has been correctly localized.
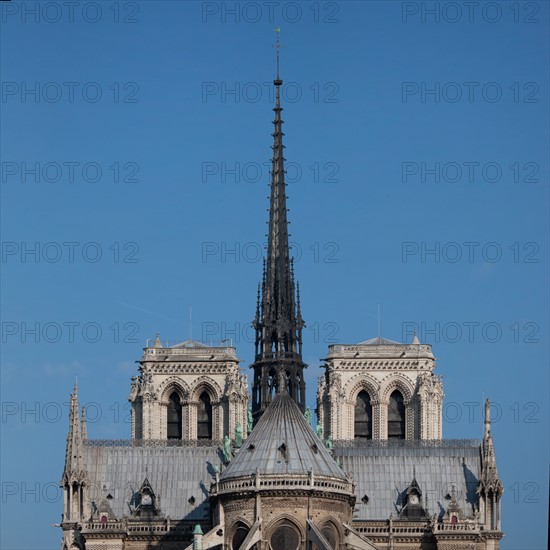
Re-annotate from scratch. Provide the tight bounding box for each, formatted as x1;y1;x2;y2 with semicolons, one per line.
325;436;333;450
316;422;323;440
304;407;312;425
222;435;231;463
234;422;243;448
247;408;253;434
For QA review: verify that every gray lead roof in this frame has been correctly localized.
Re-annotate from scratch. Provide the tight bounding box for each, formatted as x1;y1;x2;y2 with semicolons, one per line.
82;441;482;523
84;445;220;521
336;444;481;521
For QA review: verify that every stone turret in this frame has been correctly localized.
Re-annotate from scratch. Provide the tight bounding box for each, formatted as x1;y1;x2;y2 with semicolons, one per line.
478;399;504;531
60;383;89;549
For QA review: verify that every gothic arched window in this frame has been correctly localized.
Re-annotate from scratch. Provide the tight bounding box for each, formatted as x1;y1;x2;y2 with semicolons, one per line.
231;522;249;549
388;390;405;439
312;522;338;549
197;391;213;440
269;522;300;550
354;390;372;439
167;392;182;440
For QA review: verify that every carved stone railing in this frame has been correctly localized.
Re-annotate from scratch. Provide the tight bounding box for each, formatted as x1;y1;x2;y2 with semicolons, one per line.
333;439;480;448
214;473;355;497
85;439;223;448
327;343;434;356
82;519;199;535
82;521;127;532
352;521;480;536
143;345;237;357
435;522;479;532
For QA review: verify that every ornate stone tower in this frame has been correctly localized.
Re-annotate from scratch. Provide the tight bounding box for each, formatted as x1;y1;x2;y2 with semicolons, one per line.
60;384;89;550
477;399;504;534
251;31;306;421
317;335;444;441
129;335;248;442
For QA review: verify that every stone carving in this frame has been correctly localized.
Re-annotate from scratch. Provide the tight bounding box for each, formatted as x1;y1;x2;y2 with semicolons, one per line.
140;372;157;401
222;435;232;463
128;376;139;402
316;423;324;440
247;408;253;434
234;422;243;448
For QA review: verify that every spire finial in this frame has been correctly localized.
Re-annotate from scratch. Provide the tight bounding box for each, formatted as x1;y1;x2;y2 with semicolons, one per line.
274;26;282;83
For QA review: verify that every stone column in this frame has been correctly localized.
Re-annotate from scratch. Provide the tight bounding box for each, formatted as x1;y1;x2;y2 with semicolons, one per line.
405;400;414;440
159;402;168;439
188;401;198;440
63;485;68;521
216;400;224;440
181;399;189;440
372;399;381;440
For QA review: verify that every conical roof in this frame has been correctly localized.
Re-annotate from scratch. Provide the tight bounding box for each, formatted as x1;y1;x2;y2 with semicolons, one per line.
220;392;346;481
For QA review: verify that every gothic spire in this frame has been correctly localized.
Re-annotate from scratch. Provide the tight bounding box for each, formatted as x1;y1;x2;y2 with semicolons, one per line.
480;399;503;493
251;29;306;420
477;398;503;530
62;383;86;484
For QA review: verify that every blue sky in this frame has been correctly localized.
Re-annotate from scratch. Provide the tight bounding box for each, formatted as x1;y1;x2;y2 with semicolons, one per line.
1;1;548;548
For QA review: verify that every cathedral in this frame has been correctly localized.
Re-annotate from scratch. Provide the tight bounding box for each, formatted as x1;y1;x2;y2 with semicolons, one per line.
59;39;504;550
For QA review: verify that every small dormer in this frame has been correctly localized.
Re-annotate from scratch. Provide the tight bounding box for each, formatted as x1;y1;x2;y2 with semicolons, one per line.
443;485;463;524
400;473;427;520
134;477;161;519
94;491;115;526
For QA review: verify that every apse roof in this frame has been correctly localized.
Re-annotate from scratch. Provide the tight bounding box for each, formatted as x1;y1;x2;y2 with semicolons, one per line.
220;392;347;481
